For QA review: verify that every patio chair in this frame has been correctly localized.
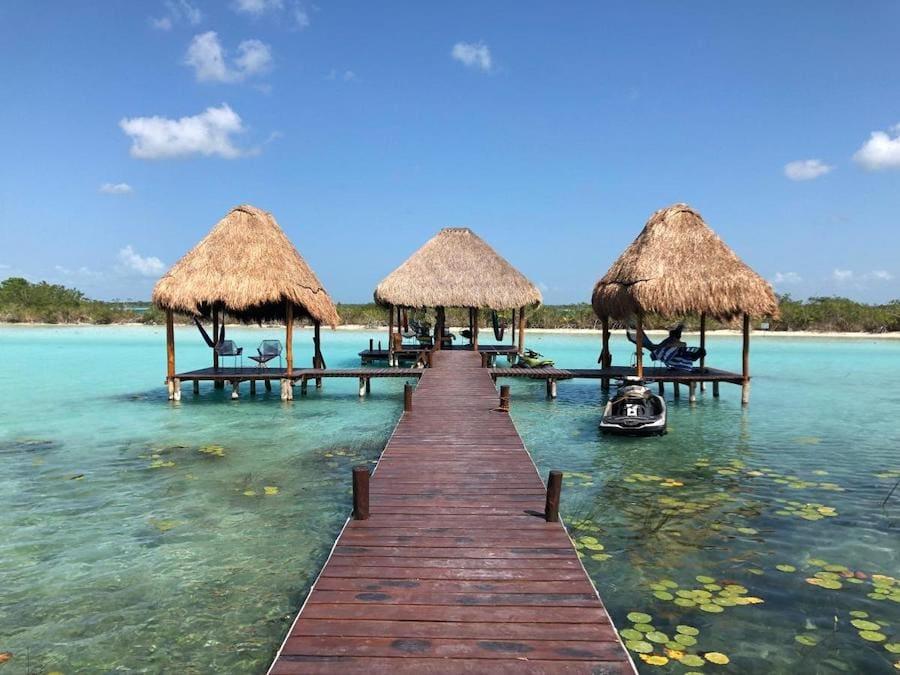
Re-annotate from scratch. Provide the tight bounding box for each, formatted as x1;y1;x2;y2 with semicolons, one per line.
248;340;283;369
215;340;243;368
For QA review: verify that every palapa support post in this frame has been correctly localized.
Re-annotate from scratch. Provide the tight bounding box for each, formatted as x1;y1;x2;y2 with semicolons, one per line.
404;383;413;412
280;378;293;401
635;314;644;380
517;306;526;354
658;381;664;396
600;315;611;391
473;308;479;351
741;313;751;405
689;381;697;403
231;380;239;400
172;378;181;402
352;466;370;521
166;309;176;400
285;302;294;376
193;379;200;395
546;378;557;399
300;377;308;396
366;377;371;393
387;304;395;365
673;382;680;400
314;321;323;389
699;313;707;392
250;380;257;396
212;306;224;389
468;307;474;346
499;385;510;412
359;377;366;398
545;470;562;523
713;381;720;397
265;379;272;392
435;306;446;351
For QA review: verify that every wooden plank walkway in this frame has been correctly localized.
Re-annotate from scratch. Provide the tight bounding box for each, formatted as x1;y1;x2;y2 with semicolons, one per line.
174;367;423;381
491;365;744;384
269;350;635;674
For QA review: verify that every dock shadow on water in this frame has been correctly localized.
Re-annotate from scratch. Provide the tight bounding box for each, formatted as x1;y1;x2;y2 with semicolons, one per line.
1;327;899;673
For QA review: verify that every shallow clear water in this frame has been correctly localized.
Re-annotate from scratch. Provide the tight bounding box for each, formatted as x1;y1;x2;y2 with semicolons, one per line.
0;327;897;673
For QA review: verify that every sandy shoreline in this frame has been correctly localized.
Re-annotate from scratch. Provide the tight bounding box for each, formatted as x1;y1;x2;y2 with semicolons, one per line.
2;322;899;339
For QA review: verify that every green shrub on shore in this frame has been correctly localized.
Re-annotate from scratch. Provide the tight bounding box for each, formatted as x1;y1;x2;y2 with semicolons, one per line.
2;277;899;332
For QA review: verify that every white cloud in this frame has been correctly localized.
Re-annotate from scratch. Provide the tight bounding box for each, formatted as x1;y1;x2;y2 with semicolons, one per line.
853;123;900;171
99;182;133;195
773;271;802;284
292;4;310;28
119;104;247;160
833;269;854;282
867;270;893;281
185;32;272;83
451;41;492;72
233;0;283;14
117;246;165;277
784;159;832;181
151;0;202;30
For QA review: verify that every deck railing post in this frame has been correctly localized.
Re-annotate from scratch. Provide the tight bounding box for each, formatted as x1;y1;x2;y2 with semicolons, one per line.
699;313;707;392
499;385;510;412
741;313;751;405
545;471;562;522
404;383;413;411
352;466;370;520
600;315;611;391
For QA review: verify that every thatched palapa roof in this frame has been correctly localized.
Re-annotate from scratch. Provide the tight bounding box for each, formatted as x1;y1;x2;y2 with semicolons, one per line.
374;228;542;310
592;204;778;320
153;205;340;325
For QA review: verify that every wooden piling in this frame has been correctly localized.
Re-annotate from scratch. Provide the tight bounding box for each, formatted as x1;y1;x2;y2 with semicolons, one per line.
741;313;751;405
473;308;479;350
172;378;181;401
265;379;272;392
166;309;176;400
499;385;510;412
689;381;697;403
359;377;367;397
546;378;557;399
673;382;680;400
545;470;562;523
600;315;611;391
352;466;369;520
285;302;294;375
404;383;413;411
388;304;395;365
713;381;720;397
193;379;200;395
212;306;224;389
634;314;644;380
231;380;239;400
314;321;323;389
699;313;707;392
658;381;664;395
517;306;526;354
250;380;257;396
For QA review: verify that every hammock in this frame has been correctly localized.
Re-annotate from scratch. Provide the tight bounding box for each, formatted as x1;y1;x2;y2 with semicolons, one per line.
491;311;505;341
193;317;224;349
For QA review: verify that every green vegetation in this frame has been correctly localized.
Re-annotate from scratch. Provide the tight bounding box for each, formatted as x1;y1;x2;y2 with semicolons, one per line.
3;277;900;332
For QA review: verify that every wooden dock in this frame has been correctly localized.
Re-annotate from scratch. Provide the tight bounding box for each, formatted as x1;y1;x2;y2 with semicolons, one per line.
360;344;518;365
269;350;635;674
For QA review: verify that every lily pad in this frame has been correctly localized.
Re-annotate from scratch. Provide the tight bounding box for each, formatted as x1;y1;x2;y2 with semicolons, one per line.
795;634;819;646
696;575;716;584
646;631;669;644
680;654;705;667
674;634;697;647
700;603;724;613
627;611;652;624
263;486;279;495
851;619;881;631
643;655;668;666
885;643;900;654
653;591;674;601
849;610;869;618
625;640;653;654
776;564;797;573
620;628;643;641
705;651;730;665
676;625;699;636
859;631;886;642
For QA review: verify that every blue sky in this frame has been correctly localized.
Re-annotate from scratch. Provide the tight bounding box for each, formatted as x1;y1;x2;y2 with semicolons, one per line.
1;1;899;303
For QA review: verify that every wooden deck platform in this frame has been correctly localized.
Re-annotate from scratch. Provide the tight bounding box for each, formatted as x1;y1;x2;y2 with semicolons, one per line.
268;350;635;674
361;344;518;365
490;365;744;383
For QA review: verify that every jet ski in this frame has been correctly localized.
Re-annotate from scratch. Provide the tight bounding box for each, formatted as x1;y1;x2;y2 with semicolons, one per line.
600;377;667;436
515;348;554;368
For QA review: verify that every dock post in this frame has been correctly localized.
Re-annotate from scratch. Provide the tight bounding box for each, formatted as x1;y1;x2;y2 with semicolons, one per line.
172;378;181;401
352;466;370;520
713;381;720;397
265;379;272;392
658;381;664;396
741;313;751;405
546;378;557;399
369;338;374;352
600;315;611;391
499;385;510;412
689;381;697;403
250;380;257;396
300;377;308;396
404;383;413;411
545;471;562;523
314;321;323;389
193;379;200;395
673;382;680;400
231;380;239;400
366;377;371;394
359;377;367;398
699;313;707;392
280;378;293;401
166;308;176;400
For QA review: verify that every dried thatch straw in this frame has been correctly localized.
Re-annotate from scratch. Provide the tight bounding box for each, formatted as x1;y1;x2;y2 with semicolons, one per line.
152;205;340;325
374;227;542;309
592;204;778;321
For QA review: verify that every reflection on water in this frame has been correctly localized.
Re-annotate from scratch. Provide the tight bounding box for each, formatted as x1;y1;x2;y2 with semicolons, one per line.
1;327;898;673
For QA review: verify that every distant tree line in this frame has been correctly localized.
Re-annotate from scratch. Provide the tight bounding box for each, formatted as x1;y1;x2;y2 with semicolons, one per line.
2;277;899;332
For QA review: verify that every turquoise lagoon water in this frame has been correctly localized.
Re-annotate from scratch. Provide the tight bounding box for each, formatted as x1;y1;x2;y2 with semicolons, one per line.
0;326;898;673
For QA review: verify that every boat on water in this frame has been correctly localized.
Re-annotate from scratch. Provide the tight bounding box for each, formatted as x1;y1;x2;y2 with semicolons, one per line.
600;377;667;436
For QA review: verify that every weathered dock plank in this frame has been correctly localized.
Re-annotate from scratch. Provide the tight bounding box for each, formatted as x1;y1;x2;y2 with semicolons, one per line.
268;350;635;674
